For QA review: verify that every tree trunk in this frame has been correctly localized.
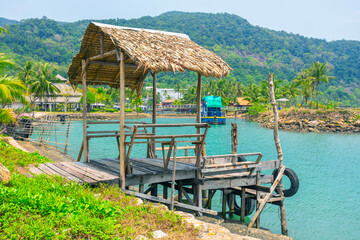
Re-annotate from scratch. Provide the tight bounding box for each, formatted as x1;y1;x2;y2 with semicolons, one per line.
309;84;314;109
315;84;319;109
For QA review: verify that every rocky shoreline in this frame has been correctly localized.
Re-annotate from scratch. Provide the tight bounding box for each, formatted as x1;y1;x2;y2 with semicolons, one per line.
245;108;360;133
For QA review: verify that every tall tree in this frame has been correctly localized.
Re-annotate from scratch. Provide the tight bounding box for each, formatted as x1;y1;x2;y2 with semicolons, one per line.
0;54;26;124
309;62;335;109
296;70;312;107
17;61;36;86
29;63;60;111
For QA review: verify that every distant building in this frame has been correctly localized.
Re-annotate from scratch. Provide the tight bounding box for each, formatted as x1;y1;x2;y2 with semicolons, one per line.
161;99;175;107
236;97;252;112
144;87;182;101
34;83;82;112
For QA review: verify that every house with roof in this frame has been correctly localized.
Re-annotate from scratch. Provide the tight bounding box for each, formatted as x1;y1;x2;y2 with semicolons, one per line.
34;82;82;112
236;97;252;112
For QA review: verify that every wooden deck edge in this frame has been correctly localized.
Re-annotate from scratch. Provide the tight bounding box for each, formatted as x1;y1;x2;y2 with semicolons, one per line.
121;189;218;216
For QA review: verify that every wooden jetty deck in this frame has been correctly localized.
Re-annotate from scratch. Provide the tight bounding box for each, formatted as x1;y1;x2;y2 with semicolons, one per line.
27;157;198;187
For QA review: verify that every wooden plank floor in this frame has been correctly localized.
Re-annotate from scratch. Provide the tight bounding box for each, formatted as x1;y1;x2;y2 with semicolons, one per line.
26;158;198;186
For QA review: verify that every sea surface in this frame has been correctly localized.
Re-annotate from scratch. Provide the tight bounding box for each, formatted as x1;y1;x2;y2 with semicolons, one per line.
54;118;360;240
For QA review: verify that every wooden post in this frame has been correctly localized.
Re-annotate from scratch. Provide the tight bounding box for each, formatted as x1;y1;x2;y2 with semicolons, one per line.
152;72;157;158
269;73;288;235
119;49;126;188
151;184;158;197
240;188;246;222
139;184;144;193
82;59;89;163
231;122;238;154
64;121;70;153
256;170;261;228
170;143;177;211
195;73;203;210
222;190;227;219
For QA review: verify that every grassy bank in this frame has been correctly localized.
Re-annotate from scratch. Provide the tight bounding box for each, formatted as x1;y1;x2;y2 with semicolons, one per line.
0;138;197;239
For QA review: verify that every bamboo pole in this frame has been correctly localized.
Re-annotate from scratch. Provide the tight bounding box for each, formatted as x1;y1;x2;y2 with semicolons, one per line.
269;73;288;235
119;49;126;188
82;59;89;162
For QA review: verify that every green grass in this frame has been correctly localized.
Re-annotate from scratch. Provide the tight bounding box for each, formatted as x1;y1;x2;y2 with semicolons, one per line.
0;139;50;172
0;139;197;239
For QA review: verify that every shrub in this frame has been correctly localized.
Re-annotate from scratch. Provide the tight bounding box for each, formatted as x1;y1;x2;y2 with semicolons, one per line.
247;103;266;116
124;109;133;113
105;109;119;113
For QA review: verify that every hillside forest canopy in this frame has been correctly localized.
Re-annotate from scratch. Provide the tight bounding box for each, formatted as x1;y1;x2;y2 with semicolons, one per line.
0;11;360;107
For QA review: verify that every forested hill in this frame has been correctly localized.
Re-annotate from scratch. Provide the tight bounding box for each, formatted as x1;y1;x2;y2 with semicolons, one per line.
0;17;18;27
1;12;360;102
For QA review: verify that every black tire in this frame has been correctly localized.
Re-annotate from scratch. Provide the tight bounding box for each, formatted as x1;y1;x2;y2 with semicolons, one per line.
272;167;299;197
226;193;256;216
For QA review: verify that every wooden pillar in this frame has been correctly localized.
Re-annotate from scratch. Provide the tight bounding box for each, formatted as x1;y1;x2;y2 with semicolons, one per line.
119;49;126;188
195;73;202;209
269;73;288;235
196;73;202;128
82;59;89;163
231;122;238;154
152;72;157;157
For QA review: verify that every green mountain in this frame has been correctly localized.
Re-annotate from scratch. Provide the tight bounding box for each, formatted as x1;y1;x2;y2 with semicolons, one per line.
1;12;360;105
0;17;18;27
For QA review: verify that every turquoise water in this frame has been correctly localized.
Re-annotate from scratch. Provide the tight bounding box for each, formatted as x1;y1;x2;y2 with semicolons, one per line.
57;118;360;240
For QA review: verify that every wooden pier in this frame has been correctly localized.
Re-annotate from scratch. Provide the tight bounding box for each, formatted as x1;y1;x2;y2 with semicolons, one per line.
51;22;296;235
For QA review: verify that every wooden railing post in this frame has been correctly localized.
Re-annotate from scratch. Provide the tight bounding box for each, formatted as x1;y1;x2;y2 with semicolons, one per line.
269;73;288;235
82;59;89;162
118;49;126;188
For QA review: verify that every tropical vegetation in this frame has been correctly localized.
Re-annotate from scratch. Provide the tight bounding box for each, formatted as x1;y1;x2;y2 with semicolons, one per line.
0;12;359;106
0;138;197;239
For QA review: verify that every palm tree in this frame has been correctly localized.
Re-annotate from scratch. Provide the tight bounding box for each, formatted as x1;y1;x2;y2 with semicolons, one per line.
284;80;301;106
0;76;27;108
17;61;36;86
0;56;26;124
0;53;13;71
0;26;8;34
309;62;335;109
296;70;312;107
29;63;60;111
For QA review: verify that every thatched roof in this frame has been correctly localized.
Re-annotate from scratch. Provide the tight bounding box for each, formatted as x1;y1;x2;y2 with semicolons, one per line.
236;97;252;106
68;22;231;92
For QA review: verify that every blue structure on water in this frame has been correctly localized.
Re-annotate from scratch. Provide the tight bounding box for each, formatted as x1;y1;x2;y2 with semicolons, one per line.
201;96;226;124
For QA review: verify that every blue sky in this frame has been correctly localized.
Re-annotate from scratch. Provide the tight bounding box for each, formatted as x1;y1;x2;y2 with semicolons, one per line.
2;0;360;41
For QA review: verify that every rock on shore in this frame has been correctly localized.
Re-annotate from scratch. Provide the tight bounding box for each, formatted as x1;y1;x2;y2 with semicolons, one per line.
245;108;360;133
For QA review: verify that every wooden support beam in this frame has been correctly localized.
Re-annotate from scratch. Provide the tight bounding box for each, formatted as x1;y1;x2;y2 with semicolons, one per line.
249;166;285;228
82;59;89;163
152;72;157;157
89;60;139;69
170;143;177;210
121;189;218;215
195;73;203;210
89;49;116;62
119;49;126;188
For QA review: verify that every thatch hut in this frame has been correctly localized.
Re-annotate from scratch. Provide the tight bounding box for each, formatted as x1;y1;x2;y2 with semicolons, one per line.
67;22;231;188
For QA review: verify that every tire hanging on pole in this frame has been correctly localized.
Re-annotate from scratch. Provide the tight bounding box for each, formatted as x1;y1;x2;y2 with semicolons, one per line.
227;193;256;216
272;167;299;197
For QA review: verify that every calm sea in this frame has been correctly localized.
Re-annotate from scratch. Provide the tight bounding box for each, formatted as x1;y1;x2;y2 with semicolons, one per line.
55;118;360;240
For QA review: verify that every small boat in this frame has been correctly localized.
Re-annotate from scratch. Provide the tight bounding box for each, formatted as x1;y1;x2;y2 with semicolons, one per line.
201;96;226;124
